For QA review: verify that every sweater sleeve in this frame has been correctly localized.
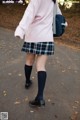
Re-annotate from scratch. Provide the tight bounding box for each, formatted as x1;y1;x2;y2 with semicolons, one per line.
14;0;41;39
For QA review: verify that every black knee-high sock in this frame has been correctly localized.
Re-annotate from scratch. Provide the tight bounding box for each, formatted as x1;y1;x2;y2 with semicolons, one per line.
36;71;47;100
24;64;32;83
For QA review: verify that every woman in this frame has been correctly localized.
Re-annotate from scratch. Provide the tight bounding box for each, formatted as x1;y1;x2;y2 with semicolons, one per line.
14;0;61;107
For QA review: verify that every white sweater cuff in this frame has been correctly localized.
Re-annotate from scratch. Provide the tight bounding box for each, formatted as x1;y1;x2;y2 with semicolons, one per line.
14;26;25;39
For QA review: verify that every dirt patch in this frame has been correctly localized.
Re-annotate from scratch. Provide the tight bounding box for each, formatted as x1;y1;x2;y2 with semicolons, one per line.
0;4;80;49
0;4;26;29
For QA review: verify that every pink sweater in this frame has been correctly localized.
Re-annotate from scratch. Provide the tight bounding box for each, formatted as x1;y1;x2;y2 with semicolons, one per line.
14;0;61;43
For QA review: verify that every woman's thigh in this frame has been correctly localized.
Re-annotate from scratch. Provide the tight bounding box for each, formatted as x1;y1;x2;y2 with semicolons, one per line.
36;55;48;71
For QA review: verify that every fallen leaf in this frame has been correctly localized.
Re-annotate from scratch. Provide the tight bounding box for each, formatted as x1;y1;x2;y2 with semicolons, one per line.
56;60;60;64
74;111;78;115
8;73;12;75
25;97;28;101
4;93;7;96
48;99;51;102
30;110;34;113
74;70;78;73
75;101;79;104
62;70;66;72
3;90;7;96
14;101;21;105
68;66;71;70
18;74;22;76
3;91;6;94
72;106;77;109
32;76;35;79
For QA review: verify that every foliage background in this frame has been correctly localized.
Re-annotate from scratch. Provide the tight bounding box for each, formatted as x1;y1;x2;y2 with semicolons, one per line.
0;1;80;49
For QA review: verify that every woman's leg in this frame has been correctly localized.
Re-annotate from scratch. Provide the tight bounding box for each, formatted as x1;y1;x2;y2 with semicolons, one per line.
36;55;48;100
29;55;48;107
24;53;35;89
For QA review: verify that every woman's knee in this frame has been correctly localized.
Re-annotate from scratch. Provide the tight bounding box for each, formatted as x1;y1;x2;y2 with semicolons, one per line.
25;53;35;65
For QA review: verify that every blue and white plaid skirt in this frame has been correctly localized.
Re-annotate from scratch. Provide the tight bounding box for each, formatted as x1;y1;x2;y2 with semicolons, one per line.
21;42;54;55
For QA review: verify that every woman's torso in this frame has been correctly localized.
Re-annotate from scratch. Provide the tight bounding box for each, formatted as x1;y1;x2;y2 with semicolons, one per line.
25;0;54;43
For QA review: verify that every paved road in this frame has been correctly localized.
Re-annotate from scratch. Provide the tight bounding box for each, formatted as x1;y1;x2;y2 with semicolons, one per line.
0;27;80;120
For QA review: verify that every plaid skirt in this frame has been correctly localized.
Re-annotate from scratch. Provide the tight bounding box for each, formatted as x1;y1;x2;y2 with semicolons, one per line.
21;42;54;55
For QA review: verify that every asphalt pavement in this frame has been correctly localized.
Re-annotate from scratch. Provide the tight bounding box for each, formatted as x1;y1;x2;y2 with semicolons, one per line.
0;27;80;120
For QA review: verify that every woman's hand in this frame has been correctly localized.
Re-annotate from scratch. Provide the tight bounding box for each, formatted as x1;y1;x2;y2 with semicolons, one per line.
14;26;24;40
16;36;21;39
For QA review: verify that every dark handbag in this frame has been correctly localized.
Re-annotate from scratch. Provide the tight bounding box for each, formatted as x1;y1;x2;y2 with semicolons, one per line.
53;3;67;37
53;14;66;37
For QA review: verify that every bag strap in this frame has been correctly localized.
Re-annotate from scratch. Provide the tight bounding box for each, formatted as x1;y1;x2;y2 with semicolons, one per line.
53;1;58;34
